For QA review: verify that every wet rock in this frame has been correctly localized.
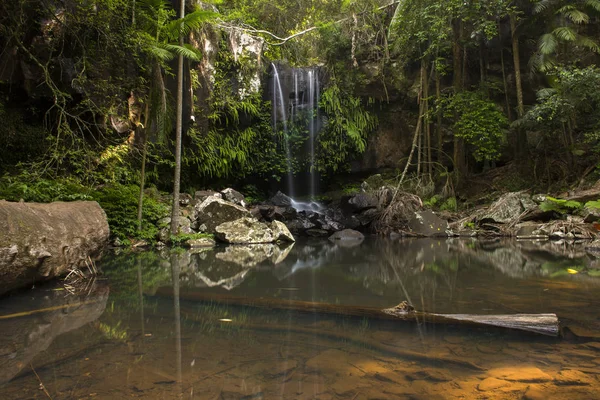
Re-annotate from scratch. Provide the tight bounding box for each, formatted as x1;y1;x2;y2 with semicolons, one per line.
555;369;595;385
487;367;552;383
270;191;293;207
355;208;380;226
186;237;216;248
342;192;378;213
286;218;316;234
583;205;600;223
0;200;109;295
405;369;452;382
515;222;548;239
194;190;221;202
329;229;364;241
407;210;449;237
178;193;192;206
481;192;537;224
270;220;295;242
306;229;330;237
215;217;274;244
522;385;548;400
194;196;251;233
477;377;510;391
220;188;246;207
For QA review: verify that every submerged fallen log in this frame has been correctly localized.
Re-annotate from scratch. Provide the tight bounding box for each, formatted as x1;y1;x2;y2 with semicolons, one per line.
155;288;560;337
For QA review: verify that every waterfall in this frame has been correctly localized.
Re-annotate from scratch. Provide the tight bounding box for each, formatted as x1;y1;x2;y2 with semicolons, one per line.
307;68;320;200
271;64;322;208
271;63;294;197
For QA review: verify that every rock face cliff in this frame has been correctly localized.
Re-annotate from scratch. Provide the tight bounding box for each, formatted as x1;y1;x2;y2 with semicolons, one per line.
0;200;110;295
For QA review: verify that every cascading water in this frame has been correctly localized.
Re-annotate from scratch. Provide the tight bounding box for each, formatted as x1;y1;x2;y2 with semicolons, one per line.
271;64;322;211
271;63;294;197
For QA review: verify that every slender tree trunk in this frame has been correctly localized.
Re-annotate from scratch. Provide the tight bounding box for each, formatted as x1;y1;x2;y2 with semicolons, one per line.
131;0;135;25
452;20;465;182
399;63;425;185
351;13;358;68
137;103;150;232
170;0;185;235
500;47;512;121
436;71;443;163
424;63;431;177
510;13;527;162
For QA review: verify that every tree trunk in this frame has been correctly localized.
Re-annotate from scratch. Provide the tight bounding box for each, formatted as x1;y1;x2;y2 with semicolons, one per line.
170;0;185;236
156;288;560;337
436;71;443;163
399;62;425;185
424;63;432;176
510;13;527;161
500;47;512;121
452;20;466;181
137;103;149;232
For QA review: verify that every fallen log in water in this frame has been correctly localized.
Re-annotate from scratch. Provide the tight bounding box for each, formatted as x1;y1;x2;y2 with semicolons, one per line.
155;287;560;337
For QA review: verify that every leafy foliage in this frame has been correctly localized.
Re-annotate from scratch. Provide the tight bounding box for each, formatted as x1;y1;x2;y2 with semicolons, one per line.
318;83;377;172
539;196;582;213
441;91;507;162
94;184;169;243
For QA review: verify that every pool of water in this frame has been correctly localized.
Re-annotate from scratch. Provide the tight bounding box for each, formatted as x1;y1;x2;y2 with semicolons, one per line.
1;238;599;399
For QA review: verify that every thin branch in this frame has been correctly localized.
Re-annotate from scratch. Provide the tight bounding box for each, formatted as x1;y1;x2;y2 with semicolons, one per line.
215;1;401;46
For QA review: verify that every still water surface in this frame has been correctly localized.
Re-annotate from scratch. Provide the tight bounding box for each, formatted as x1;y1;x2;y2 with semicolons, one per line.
1;238;599;399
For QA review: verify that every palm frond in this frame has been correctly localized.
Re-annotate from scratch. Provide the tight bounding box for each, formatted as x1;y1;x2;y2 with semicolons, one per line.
147;44;175;61
553;26;577;42
163;10;216;42
533;0;557;14
586;0;600;13
557;6;589;24
575;34;600;52
162;43;203;61
538;33;558;55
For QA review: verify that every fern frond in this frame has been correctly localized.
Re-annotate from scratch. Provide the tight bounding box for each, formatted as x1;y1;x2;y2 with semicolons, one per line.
538;33;558;55
161;43;202;61
558;6;589;24
586;0;600;13
553;26;577;42
163;10;216;41
576;35;600;52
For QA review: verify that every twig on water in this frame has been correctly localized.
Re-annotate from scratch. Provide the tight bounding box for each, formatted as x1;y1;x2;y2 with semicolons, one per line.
30;363;53;400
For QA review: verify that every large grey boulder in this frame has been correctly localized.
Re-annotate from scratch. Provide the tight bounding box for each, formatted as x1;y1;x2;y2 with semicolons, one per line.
221;188;246;207
342;193;378;213
215;217;275;244
270;220;295;242
270;191;293;207
329;229;365;241
0;200;110;295
408;210;449;237
193;196;251;233
481;192;537;224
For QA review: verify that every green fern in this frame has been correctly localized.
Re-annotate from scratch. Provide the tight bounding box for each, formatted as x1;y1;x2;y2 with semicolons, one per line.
539;196;582;213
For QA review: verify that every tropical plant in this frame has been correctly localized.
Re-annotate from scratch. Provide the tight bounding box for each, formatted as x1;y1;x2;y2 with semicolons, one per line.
531;0;600;71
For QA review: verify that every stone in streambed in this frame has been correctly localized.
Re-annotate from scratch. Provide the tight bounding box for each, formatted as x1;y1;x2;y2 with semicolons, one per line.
477;377;510;391
270;220;295;242
215;217;274;244
554;369;595;385
328;229;364;242
194;196;251;233
487;366;552;383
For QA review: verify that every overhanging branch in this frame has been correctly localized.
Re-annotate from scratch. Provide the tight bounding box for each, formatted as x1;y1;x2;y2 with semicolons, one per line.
216;1;401;46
